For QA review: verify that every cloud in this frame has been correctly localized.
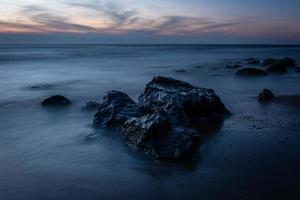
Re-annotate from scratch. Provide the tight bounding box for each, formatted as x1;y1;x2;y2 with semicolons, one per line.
67;0;138;28
153;16;240;35
0;5;98;33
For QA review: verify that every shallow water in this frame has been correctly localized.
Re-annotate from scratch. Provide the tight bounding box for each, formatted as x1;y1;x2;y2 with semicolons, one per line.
0;44;299;200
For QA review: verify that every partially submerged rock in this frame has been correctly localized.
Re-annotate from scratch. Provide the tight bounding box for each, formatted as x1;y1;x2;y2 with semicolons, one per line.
225;64;243;69
244;58;260;65
138;76;229;127
93;76;229;160
81;101;100;111
235;67;268;76
93;90;149;129
41;95;71;107
261;58;279;66
282;57;296;67
295;67;300;72
258;89;275;102
261;57;296;67
174;69;187;73
122;111;201;160
265;62;288;73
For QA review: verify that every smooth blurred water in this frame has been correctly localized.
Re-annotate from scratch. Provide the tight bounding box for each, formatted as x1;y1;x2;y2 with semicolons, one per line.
0;44;300;200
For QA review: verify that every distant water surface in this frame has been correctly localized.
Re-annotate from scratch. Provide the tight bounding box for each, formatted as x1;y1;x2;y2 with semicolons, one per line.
0;44;299;200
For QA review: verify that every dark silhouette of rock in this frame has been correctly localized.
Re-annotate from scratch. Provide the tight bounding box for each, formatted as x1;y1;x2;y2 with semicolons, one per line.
295;67;300;72
81;101;100;111
174;69;187;73
226;64;243;69
282;57;296;67
265;62;288;73
261;57;296;67
244;58;260;64
235;67;268;76
93;90;149;129
258;89;275;102
93;76;229;160
261;58;279;66
41;95;71;107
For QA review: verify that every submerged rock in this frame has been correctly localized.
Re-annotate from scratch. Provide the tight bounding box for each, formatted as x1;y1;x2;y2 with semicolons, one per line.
258;89;275;102
235;67;268;76
265;62;288;73
261;57;296;67
174;69;187;73
261;58;279;66
225;64;243;69
93;90;149;129
81;101;100;111
282;57;296;67
93;76;229;160
244;58;260;65
41;95;71;106
295;67;300;72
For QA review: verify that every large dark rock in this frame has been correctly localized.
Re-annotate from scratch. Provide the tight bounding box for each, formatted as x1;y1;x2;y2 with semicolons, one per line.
93;77;229;160
81;101;100;111
234;67;268;76
258;89;275;102
265;62;288;73
41;95;71;106
122;111;201;160
138;76;229;126
93;90;149;129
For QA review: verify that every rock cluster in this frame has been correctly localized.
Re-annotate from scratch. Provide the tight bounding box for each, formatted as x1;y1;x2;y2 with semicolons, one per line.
93;76;229;160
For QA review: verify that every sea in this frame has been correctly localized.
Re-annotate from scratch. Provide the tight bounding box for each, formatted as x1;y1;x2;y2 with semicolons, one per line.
0;44;299;200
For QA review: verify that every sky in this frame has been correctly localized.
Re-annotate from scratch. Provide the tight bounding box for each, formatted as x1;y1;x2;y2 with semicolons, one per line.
0;0;299;44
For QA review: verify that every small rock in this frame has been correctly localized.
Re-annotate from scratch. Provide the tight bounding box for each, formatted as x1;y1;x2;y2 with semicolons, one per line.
81;101;100;111
265;62;288;73
260;58;279;66
258;89;275;102
41;95;72;106
235;67;268;76
294;67;300;72
174;69;187;73
282;57;296;67
244;58;260;64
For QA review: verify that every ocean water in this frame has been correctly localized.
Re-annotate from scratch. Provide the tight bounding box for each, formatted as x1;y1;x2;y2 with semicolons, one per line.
0;44;299;200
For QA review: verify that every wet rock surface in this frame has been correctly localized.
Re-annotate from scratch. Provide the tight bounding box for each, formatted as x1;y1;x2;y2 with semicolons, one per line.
93;76;229;160
258;89;275;102
93;90;149;129
41;95;72;106
235;67;268;76
81;101;100;111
